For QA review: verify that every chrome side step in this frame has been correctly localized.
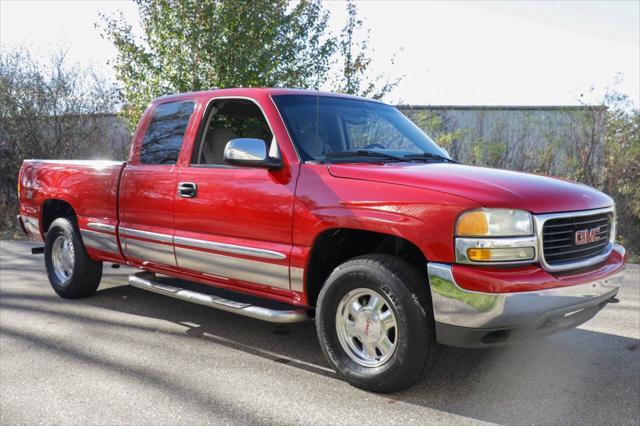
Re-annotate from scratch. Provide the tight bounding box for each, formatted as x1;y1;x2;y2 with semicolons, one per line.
128;272;309;324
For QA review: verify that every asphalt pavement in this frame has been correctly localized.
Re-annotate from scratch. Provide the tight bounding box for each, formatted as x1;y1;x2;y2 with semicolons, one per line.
1;240;639;425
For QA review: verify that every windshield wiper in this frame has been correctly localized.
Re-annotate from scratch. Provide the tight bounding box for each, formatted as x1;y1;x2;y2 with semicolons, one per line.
322;149;458;164
403;153;458;163
323;150;410;163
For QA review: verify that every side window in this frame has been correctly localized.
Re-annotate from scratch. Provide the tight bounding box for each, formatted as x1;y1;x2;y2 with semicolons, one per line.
140;101;195;165
193;99;275;165
344;113;419;152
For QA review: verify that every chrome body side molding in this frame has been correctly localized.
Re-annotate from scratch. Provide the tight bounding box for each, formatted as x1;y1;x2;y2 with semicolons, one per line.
175;246;290;289
80;229;119;254
108;226;299;290
129;272;309;324
87;222;116;233
119;227;287;260
290;267;305;292
120;227;173;243
19;215;40;238
119;227;177;265
174;236;286;260
125;238;177;266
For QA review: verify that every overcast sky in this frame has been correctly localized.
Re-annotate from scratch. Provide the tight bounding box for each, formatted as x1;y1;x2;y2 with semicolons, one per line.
1;0;638;106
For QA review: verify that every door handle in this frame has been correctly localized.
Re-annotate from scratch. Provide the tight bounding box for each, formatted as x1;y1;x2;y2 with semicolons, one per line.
178;182;197;198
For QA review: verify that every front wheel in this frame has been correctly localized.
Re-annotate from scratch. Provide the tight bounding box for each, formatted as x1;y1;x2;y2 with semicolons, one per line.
316;254;439;393
44;217;102;299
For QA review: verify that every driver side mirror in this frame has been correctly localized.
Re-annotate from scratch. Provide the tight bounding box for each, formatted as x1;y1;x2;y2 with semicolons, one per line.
223;138;282;169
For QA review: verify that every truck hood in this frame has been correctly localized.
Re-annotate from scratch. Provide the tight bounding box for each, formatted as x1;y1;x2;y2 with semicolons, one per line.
328;163;612;214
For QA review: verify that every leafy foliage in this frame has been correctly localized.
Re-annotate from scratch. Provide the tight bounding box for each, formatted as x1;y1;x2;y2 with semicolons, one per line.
601;93;640;259
100;0;405;128
99;0;336;128
0;48;125;237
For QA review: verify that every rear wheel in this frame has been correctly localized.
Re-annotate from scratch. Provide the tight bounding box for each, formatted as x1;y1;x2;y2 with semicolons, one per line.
44;217;102;299
316;254;439;393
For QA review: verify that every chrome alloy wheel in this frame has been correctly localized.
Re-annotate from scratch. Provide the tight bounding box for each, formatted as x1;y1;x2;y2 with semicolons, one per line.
335;288;398;367
51;234;75;283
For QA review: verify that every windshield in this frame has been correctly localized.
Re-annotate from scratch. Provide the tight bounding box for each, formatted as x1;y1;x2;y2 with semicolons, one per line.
272;95;450;163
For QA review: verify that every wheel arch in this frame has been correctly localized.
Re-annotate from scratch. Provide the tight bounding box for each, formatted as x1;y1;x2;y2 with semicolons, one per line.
41;199;77;235
305;227;429;307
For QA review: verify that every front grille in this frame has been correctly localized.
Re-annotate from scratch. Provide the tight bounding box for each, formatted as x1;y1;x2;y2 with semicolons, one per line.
542;213;611;266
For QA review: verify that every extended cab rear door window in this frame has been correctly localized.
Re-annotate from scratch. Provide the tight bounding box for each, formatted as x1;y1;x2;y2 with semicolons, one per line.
140;101;195;165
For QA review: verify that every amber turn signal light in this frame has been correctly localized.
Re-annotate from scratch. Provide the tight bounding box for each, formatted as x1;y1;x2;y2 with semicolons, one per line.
466;248;492;261
466;247;535;262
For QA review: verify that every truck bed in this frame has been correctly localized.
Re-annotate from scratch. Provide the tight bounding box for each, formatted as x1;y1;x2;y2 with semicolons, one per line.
18;160;126;263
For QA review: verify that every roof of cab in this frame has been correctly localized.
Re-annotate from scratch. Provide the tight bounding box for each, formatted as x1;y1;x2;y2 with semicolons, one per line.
153;87;384;104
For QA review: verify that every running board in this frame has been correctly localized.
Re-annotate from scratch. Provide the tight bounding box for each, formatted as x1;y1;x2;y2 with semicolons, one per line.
128;272;309;324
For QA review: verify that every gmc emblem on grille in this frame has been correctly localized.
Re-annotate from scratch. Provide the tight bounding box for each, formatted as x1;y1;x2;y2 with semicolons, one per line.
575;227;600;245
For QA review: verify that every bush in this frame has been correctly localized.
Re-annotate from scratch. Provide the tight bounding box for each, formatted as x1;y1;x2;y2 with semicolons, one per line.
601;94;640;261
0;48;126;238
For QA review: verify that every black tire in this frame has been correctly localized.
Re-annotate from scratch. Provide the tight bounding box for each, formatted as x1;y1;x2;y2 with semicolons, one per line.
44;217;102;299
316;254;439;393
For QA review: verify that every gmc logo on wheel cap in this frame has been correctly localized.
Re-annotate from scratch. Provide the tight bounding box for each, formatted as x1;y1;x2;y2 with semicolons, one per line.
575;227;600;245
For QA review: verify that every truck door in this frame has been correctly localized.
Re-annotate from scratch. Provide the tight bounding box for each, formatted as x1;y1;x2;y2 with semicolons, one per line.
173;97;298;292
120;99;196;270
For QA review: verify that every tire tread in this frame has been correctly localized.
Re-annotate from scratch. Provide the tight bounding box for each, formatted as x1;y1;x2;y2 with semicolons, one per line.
44;217;102;299
316;253;439;393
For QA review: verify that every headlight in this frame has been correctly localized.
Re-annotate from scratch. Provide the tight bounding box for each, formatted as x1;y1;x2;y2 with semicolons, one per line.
455;209;536;264
456;209;533;236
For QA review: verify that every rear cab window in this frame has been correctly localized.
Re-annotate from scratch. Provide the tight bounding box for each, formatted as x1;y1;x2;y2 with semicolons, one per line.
140;100;195;165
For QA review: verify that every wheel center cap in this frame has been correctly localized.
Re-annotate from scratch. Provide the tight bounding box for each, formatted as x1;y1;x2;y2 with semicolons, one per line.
355;309;382;343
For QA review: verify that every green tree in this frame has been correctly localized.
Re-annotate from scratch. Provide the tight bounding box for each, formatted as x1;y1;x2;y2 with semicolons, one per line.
332;0;401;100
100;0;336;128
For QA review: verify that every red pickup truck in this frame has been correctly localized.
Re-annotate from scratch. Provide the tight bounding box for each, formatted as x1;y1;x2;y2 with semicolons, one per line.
18;88;626;392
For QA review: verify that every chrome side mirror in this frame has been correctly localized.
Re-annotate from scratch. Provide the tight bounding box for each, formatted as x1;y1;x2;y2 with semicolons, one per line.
223;138;282;169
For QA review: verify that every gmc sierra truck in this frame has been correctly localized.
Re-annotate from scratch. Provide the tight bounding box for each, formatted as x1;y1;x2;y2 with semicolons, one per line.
18;88;626;393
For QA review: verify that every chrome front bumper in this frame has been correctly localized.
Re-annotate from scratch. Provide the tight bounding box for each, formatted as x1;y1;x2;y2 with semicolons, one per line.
427;259;625;347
